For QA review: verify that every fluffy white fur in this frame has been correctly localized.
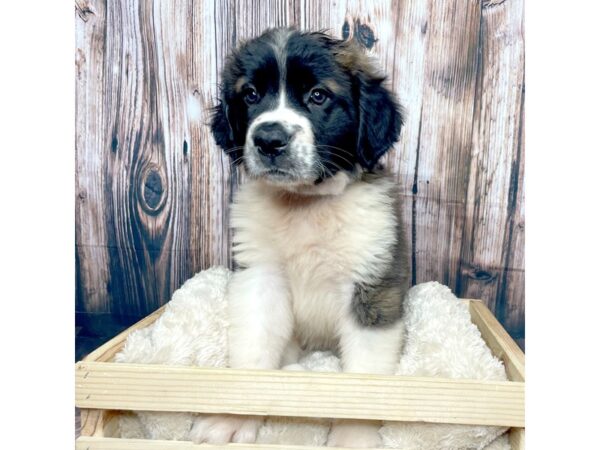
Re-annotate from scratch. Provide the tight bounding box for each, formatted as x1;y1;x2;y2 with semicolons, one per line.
230;177;400;357
114;267;510;449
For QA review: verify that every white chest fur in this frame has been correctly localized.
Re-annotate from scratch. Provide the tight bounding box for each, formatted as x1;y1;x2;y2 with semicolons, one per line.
230;175;398;349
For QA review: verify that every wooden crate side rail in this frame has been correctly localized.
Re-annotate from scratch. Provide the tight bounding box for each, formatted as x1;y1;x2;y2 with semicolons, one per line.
509;427;525;450
77;420;524;450
77;300;525;445
80;409;111;437
467;300;525;382
468;300;525;450
76;361;524;428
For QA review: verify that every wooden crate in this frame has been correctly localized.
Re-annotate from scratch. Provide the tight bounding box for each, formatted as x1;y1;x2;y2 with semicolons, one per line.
75;300;525;449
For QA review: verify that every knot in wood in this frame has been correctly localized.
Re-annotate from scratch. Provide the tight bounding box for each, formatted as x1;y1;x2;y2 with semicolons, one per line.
469;269;496;283
75;1;97;22
138;166;166;215
355;19;377;49
342;18;378;49
342;20;351;40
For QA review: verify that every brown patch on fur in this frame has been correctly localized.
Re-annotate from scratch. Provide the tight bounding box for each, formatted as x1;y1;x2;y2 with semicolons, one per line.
332;40;383;81
351;173;410;327
323;78;343;95
234;76;248;93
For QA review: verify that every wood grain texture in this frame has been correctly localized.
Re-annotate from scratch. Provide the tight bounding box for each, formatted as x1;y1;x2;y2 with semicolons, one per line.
80;409;119;437
509;427;525;450
188;0;235;274
458;0;525;336
411;1;481;290
76;0;110;314
79;409;105;437
77;432;523;450
76;361;524;427
76;0;525;347
468;300;524;382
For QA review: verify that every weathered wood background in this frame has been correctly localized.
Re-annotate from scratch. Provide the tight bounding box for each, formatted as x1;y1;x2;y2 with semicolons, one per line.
75;0;525;353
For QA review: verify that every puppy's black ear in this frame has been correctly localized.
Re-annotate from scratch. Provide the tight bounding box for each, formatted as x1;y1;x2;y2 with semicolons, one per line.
356;75;403;171
210;99;243;163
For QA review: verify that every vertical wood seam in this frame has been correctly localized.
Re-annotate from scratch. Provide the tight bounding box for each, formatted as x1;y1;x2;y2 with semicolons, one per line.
496;79;525;324
455;0;486;297
410;103;425;286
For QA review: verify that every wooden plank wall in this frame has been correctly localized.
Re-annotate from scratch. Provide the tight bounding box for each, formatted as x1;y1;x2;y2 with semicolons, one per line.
75;0;525;349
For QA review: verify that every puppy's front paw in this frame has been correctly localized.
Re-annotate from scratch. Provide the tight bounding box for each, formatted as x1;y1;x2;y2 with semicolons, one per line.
190;414;262;444
327;420;382;448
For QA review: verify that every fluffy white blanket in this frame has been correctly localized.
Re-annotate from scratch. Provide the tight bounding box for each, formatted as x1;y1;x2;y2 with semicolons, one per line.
114;266;510;449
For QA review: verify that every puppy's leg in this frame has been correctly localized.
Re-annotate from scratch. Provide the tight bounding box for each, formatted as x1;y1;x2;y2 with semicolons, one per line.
190;414;262;444
190;264;292;444
228;265;293;369
327;315;405;448
338;318;405;375
281;337;303;368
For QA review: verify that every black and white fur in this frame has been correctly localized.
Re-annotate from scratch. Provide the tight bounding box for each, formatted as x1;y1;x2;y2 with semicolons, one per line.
191;28;410;447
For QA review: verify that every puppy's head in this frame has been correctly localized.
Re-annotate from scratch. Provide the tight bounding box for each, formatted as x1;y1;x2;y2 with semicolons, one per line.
212;28;403;189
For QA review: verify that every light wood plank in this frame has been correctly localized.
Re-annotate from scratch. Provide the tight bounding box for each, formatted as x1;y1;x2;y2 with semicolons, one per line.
509;427;525;450
77;431;525;450
411;2;482;289
468;300;524;382
458;0;525;328
469;300;525;449
83;305;166;362
80;409;119;437
499;64;525;342
79;409;106;437
75;0;112;315
188;0;236;272
76;436;361;450
76;361;524;427
381;0;431;288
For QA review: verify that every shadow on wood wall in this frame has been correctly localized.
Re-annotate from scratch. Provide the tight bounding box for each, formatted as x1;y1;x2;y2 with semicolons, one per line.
75;0;525;355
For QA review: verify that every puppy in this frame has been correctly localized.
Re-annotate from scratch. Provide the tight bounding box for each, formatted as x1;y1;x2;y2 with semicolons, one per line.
190;28;409;447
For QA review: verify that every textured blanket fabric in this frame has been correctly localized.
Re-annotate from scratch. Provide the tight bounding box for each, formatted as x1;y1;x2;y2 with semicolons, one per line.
114;266;510;449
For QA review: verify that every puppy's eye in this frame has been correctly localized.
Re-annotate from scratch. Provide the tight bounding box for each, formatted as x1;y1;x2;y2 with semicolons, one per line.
309;88;328;105
243;87;260;105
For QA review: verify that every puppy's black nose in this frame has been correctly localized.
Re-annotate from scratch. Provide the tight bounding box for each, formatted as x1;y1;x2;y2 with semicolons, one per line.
253;122;290;157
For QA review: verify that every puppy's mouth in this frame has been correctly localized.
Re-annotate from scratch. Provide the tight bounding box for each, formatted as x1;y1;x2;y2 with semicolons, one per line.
265;168;289;176
261;168;297;182
244;139;319;186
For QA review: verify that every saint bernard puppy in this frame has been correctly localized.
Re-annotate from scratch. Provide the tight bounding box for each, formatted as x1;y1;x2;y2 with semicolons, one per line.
190;28;410;447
